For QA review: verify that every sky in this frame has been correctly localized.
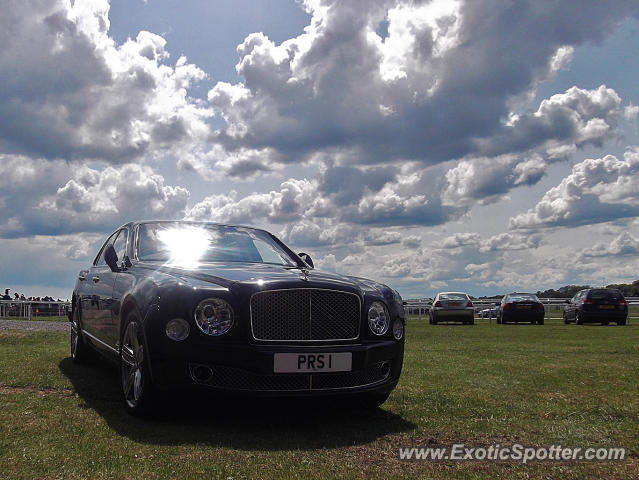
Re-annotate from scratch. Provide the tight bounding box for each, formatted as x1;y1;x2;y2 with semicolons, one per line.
1;0;639;300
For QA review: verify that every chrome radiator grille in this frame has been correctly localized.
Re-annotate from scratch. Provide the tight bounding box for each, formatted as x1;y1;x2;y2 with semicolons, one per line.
250;289;360;341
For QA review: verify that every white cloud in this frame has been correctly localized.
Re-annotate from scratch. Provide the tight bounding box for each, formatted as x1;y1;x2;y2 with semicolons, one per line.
203;1;637;175
581;231;639;257
510;148;639;229
441;233;481;249
479;232;541;253
0;0;211;162
1;163;190;237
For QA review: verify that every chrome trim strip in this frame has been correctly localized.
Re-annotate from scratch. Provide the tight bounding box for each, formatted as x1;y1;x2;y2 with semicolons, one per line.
82;331;118;354
249;288;362;342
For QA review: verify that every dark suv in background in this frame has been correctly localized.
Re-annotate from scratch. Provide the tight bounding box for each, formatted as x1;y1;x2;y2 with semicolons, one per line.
563;288;628;325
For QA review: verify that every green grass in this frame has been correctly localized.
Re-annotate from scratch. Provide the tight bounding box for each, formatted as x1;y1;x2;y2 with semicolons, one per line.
0;319;637;479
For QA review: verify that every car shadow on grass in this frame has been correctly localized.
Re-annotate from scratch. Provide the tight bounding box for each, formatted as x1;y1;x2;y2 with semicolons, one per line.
59;357;416;450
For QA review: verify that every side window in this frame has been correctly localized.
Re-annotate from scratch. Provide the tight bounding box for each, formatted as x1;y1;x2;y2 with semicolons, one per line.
94;231;119;266
112;229;128;264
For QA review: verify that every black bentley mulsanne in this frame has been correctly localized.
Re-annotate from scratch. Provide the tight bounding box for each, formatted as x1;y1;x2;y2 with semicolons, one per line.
70;221;405;415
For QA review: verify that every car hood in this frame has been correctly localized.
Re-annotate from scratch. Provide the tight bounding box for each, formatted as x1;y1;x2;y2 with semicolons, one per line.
136;261;389;297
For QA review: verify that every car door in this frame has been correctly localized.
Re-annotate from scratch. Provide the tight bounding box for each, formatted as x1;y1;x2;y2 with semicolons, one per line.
93;229;129;349
81;231;118;339
107;228;135;348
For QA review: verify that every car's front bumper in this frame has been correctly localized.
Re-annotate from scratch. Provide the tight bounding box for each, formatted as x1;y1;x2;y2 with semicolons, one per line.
148;337;404;397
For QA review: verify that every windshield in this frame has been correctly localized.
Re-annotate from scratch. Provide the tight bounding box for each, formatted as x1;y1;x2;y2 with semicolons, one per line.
136;222;298;267
508;294;539;302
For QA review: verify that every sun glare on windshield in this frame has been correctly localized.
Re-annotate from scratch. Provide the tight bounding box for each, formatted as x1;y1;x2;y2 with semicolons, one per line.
157;226;212;267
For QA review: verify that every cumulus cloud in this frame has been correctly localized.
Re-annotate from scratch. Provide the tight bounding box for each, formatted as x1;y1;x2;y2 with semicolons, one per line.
441;233;481;249
0;0;211;162
204;0;638;174
1;163;190;237
478;232;541;253
510;148;639;229
581;232;639;257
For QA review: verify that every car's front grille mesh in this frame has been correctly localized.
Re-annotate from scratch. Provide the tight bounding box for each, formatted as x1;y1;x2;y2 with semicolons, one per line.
189;362;390;391
250;289;360;341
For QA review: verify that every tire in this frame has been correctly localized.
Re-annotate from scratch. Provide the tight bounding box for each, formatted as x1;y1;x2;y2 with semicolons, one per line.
563;313;569;324
576;312;583;325
70;303;93;364
469;319;475;325
602;321;609;326
618;319;626;326
538;319;544;325
120;313;155;416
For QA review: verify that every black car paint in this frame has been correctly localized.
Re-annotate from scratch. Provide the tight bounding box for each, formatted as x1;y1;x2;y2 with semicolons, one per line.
497;293;545;324
72;221;405;399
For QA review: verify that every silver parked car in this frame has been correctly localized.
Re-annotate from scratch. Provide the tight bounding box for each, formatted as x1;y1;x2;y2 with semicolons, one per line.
428;292;475;325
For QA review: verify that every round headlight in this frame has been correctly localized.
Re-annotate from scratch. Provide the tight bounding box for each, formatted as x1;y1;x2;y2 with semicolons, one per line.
368;301;390;336
194;298;234;336
165;318;190;341
392;318;404;340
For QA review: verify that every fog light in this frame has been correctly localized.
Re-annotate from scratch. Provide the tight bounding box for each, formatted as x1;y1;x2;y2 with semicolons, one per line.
166;318;190;341
392;318;404;340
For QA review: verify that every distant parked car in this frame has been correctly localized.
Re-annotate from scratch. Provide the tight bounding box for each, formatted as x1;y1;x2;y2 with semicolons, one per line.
497;293;545;325
563;288;628;325
479;306;499;318
428;292;474;325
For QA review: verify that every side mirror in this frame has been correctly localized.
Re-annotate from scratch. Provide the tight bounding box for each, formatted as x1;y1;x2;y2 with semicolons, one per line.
402;301;407;306
298;252;314;269
427;302;433;306
104;244;120;272
565;299;570;304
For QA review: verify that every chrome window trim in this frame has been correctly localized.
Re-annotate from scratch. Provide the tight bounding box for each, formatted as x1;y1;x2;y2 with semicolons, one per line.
249;288;362;342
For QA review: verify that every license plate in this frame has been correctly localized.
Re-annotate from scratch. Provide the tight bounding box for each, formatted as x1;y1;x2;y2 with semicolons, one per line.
516;305;532;309
599;305;614;309
273;353;352;373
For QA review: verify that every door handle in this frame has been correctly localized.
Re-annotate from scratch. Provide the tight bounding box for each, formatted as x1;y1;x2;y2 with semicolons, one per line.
92;276;100;283
78;274;86;281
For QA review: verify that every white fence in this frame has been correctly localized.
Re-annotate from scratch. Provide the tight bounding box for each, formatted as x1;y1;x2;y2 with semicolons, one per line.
0;300;70;320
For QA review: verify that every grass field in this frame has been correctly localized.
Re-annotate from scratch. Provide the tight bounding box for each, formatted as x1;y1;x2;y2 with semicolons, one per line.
0;318;637;479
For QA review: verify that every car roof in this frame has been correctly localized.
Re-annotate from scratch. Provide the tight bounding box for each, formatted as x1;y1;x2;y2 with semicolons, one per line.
437;291;468;295
121;220;270;235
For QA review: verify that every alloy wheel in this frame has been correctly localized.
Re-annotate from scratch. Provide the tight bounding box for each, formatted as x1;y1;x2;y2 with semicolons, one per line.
120;321;145;409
